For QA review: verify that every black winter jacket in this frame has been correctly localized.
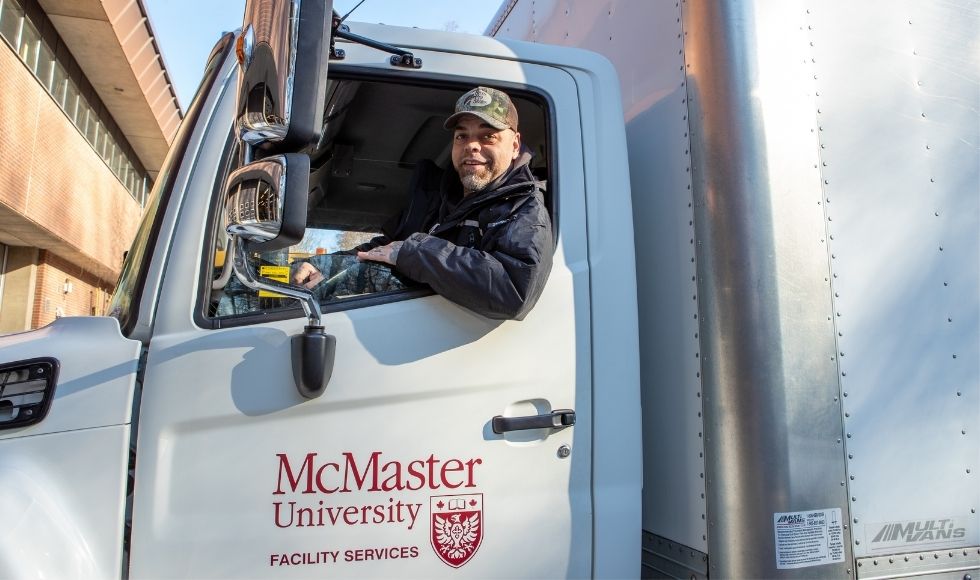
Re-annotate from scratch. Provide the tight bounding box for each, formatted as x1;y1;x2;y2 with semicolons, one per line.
378;152;553;320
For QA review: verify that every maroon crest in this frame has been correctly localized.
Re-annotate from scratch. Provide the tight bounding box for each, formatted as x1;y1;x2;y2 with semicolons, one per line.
430;493;483;568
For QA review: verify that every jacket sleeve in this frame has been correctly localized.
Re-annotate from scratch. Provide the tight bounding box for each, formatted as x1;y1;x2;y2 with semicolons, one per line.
394;197;554;320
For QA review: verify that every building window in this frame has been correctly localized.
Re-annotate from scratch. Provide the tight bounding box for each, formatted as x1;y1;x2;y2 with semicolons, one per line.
0;0;24;49
0;0;155;204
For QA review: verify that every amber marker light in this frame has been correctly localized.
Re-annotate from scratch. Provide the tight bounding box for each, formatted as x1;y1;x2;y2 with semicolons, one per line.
236;25;254;68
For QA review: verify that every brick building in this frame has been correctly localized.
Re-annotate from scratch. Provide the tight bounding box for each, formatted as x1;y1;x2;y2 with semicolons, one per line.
0;0;179;332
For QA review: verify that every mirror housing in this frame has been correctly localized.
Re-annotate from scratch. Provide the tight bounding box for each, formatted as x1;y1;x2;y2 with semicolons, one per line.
237;0;332;151
225;153;309;254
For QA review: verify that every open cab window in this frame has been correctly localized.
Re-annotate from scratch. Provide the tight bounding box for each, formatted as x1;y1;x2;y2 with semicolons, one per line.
205;75;552;323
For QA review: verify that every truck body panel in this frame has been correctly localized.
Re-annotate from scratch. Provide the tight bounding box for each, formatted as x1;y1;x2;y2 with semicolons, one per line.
492;0;979;577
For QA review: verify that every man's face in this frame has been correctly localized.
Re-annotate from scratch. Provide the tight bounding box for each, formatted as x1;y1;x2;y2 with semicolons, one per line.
451;115;521;194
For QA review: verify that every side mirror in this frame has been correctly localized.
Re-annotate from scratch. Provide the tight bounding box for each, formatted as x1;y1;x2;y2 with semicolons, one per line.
237;0;332;150
225;153;309;254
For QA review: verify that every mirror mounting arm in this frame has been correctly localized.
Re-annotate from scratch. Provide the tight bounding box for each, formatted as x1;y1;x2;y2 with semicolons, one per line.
231;239;335;399
331;21;422;68
231;236;323;326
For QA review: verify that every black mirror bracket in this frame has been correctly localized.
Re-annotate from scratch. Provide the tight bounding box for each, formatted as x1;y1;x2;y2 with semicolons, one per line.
291;325;335;399
329;15;347;60
330;16;422;68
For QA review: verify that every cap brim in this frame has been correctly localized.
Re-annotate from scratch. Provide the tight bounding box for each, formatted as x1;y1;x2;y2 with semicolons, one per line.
443;111;510;131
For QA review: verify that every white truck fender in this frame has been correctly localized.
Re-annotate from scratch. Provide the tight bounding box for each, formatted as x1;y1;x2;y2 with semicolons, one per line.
0;458;102;579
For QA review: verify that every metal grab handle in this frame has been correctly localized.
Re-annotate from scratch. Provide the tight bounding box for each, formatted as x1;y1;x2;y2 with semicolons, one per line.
492;409;576;434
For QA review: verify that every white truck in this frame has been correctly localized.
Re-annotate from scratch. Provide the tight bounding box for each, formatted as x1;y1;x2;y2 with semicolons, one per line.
0;0;976;578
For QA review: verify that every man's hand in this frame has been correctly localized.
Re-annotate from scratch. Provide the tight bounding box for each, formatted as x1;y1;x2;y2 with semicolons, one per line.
291;261;324;289
357;241;402;266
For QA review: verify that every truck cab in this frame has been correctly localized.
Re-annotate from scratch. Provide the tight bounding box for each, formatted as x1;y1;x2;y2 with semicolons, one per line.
0;4;639;578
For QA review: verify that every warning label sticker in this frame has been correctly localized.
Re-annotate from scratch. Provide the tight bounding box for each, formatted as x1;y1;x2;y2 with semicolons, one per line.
258;265;290;298
773;508;844;570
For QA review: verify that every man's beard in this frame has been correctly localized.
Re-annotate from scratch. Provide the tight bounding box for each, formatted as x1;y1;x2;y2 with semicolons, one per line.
459;159;497;192
461;172;493;192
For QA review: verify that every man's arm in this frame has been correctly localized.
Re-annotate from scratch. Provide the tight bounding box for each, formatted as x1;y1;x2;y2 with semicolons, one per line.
390;196;554;320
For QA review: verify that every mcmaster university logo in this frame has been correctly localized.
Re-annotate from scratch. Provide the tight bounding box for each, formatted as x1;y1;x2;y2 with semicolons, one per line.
430;493;483;568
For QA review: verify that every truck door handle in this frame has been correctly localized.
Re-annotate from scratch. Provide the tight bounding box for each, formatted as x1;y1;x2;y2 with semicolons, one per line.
492;409;576;434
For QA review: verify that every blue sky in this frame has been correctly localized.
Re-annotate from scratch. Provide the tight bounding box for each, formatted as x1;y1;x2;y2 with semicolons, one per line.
143;0;504;109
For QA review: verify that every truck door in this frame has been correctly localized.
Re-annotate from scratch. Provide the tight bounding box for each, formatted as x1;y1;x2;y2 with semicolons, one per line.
128;33;593;578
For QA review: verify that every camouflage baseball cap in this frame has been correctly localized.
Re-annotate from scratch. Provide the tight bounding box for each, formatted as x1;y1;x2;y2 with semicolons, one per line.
444;86;519;131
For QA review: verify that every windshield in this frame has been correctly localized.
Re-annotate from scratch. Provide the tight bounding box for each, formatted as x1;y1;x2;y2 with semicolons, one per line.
107;33;233;335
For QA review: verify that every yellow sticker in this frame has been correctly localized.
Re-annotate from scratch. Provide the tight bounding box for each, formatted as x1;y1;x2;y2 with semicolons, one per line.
258;265;290;298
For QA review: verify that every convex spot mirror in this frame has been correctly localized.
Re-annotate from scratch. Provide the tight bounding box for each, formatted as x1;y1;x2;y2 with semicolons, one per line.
237;0;332;150
225;153;309;254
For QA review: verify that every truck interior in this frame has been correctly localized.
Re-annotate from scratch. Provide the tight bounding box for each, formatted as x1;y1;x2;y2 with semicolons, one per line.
307;75;551;234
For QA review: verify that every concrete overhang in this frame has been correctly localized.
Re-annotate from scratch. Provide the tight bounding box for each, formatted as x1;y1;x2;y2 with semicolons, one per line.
0;204;120;282
37;0;184;179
